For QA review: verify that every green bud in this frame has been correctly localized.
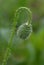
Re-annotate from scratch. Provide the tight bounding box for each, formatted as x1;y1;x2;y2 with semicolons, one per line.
17;22;32;40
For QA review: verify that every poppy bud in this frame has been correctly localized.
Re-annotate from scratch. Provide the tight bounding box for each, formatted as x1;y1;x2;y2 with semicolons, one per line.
17;22;32;40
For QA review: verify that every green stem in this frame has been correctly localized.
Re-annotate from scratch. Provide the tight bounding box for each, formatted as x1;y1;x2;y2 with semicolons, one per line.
2;7;32;65
2;16;16;65
2;28;15;65
16;7;32;24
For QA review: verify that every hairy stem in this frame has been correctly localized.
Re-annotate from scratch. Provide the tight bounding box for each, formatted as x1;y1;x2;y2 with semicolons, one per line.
2;27;15;65
2;15;17;65
2;7;32;65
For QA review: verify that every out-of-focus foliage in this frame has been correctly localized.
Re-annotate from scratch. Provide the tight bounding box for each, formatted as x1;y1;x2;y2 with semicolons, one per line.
0;0;44;65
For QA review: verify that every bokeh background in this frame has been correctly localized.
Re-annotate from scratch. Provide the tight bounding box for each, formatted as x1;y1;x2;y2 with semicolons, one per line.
0;0;44;65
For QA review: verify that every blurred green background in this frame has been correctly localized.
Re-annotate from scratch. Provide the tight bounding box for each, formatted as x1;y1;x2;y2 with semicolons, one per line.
0;0;44;65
